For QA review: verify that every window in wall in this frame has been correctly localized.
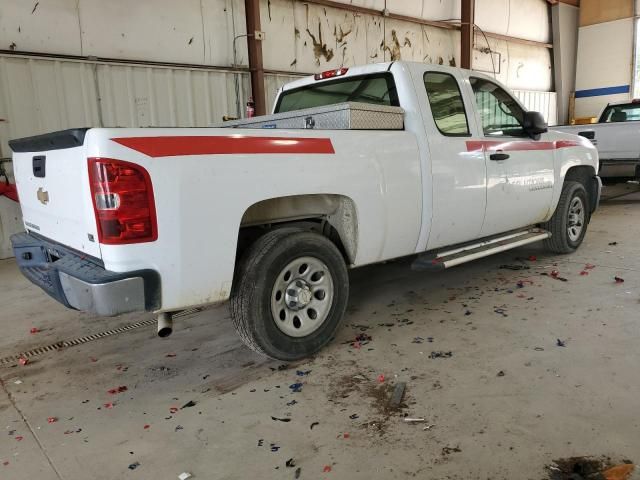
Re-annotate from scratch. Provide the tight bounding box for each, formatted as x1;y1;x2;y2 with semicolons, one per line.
470;77;526;137
423;72;470;136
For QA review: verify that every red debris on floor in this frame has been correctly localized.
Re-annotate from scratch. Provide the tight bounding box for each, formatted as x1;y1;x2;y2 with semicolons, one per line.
107;386;128;395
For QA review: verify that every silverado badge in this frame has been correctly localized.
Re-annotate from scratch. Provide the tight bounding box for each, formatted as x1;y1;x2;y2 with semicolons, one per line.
37;187;49;205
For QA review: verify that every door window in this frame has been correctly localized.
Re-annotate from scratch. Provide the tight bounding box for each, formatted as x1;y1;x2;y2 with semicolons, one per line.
423;72;470;136
470;77;526;137
599;103;640;122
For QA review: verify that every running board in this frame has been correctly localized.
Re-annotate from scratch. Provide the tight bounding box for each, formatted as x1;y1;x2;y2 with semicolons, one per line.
412;229;551;271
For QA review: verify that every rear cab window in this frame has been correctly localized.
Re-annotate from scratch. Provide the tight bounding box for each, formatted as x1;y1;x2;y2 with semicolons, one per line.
423;71;470;136
274;73;399;114
599;103;640;122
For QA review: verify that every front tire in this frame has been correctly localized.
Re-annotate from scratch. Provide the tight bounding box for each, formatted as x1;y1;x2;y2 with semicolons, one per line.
230;229;349;361
542;181;589;254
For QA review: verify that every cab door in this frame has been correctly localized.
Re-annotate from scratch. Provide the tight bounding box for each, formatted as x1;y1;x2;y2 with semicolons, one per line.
466;76;555;237
415;67;487;250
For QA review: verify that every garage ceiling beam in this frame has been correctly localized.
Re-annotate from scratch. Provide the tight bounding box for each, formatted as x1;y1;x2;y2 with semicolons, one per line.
298;0;552;49
245;0;266;116
461;0;475;69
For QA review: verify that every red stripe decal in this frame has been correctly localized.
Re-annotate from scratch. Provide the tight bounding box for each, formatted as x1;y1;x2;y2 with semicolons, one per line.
112;136;335;157
466;139;582;152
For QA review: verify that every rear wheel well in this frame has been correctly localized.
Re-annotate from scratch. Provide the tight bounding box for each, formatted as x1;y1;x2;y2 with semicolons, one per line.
236;219;349;266
564;166;597;212
234;194;358;272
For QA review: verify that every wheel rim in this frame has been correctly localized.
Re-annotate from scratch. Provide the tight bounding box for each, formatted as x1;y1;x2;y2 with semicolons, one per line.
270;256;334;338
567;196;585;242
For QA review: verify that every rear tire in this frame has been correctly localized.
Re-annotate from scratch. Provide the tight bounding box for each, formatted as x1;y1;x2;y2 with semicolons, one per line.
542;181;589;254
230;229;349;361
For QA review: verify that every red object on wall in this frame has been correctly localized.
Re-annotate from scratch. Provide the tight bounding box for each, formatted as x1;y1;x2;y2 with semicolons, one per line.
0;182;18;202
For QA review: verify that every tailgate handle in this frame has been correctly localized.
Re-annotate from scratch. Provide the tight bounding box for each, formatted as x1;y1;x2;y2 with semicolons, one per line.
33;155;46;178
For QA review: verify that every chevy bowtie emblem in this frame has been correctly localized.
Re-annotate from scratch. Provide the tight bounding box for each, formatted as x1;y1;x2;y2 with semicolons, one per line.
37;187;49;205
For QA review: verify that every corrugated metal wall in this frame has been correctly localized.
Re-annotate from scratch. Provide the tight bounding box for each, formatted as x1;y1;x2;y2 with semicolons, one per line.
0;53;556;258
0;0;557;258
0;55;246;147
1;0;553;89
514;90;558;126
259;0;552;91
0;53;557;157
0;53;299;258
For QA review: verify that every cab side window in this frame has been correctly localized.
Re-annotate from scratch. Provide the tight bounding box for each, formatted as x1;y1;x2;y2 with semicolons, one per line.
470;77;526;137
423;72;470;136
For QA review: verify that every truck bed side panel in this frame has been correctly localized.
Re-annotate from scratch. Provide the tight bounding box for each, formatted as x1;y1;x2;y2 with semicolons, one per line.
86;128;422;311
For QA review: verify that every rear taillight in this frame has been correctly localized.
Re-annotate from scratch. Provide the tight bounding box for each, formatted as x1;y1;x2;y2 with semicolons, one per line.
88;158;157;244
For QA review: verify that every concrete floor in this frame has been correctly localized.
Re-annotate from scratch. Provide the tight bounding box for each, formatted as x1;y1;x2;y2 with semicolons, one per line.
2;182;640;480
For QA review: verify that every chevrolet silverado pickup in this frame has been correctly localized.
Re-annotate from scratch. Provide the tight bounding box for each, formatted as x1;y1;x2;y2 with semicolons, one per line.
9;61;601;360
554;99;640;177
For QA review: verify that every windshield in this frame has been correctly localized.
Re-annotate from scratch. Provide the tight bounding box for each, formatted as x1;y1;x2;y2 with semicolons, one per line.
599;103;640;122
275;73;399;113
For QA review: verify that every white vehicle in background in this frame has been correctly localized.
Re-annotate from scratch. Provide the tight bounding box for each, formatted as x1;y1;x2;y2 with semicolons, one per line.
554;99;640;178
9;61;600;361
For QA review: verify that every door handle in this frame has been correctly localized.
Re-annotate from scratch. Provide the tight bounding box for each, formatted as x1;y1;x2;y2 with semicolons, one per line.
490;153;510;161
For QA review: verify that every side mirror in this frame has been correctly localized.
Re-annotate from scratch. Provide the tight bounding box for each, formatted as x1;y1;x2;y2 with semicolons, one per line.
523;111;548;138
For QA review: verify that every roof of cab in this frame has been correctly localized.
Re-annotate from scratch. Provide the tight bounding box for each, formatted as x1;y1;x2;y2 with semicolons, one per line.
280;62;394;92
279;60;494;93
603;99;638;107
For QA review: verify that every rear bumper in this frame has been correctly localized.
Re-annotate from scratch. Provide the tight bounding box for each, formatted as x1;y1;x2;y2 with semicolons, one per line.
11;232;160;316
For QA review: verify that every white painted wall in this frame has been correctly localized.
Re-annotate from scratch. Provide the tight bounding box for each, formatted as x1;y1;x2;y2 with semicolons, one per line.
472;35;552;91
0;0;248;67
475;0;550;43
260;0;551;89
1;0;552;85
574;17;634;118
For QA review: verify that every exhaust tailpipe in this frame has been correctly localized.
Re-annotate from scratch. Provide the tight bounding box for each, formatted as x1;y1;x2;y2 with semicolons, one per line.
157;312;173;338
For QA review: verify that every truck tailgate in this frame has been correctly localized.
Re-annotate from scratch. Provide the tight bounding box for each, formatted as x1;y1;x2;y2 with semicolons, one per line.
9;129;101;259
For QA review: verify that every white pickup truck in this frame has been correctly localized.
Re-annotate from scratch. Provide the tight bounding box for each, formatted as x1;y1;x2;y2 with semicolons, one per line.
554;99;640;178
9;61;600;360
